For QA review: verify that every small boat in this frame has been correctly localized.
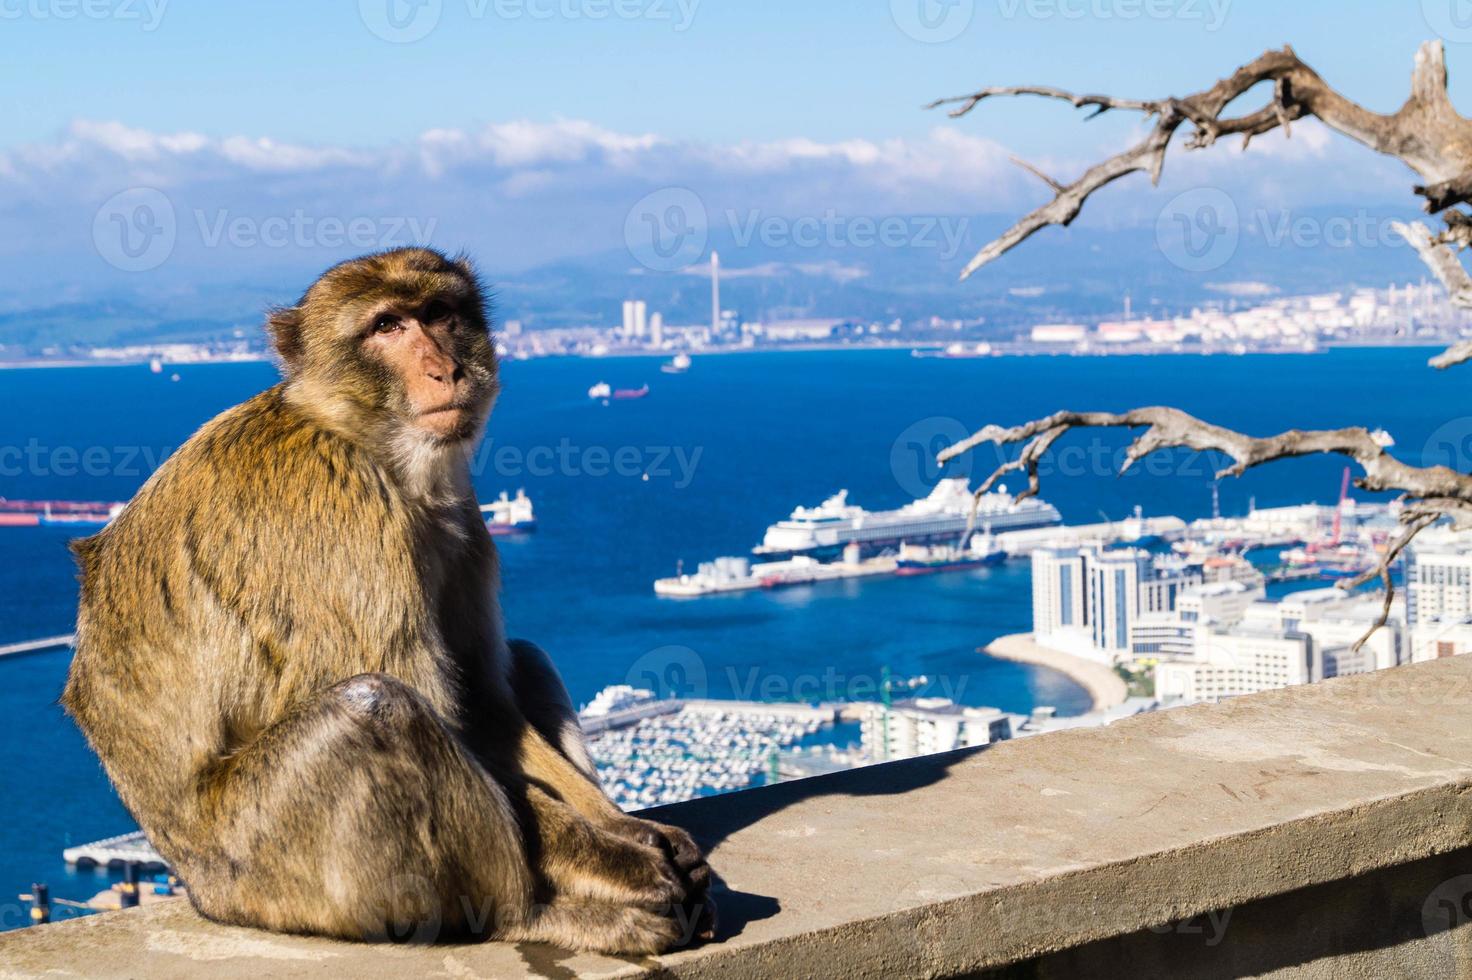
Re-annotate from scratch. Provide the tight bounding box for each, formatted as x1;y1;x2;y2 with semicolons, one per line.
660;353;691;374
480;489;536;536
613;384;649;400
149;357;164;374
588;382;612;401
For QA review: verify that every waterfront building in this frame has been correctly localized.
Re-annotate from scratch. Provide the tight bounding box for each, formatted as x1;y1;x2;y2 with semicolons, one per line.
858;698;1012;763
1149;593;1402;702
1033;545;1200;661
1299;613;1402;676
1406;529;1472;630
1409;618;1472;662
1177;580;1262;626
1155;626;1317;703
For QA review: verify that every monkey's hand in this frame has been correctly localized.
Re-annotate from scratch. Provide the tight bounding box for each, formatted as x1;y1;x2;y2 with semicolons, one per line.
526;788;714;949
609;816;715;942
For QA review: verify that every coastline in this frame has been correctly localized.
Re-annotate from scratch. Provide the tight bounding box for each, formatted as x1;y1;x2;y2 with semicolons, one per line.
984;632;1128;713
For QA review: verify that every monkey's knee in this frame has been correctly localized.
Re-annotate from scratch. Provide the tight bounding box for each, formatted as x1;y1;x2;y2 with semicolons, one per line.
327;672;433;737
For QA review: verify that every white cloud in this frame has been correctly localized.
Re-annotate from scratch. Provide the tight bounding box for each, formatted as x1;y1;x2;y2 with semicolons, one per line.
0;115;1417;279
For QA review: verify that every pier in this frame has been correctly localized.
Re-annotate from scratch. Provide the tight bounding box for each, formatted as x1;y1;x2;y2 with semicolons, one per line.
62;831;168;873
0;634;74;659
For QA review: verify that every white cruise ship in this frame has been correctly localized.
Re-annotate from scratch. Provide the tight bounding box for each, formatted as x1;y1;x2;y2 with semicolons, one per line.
755;478;1061;556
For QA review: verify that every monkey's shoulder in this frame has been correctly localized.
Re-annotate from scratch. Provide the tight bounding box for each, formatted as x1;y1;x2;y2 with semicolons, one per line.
93;387;409;573
171;387;400;517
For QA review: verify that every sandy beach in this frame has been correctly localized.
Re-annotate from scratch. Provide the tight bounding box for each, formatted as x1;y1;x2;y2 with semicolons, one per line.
984;633;1128;712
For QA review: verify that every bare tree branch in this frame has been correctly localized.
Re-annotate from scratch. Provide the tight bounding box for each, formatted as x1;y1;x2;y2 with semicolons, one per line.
935;41;1472;309
940;407;1464;647
1337;512;1438;652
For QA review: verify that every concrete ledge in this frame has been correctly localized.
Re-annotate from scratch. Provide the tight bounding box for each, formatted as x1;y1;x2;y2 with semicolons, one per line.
8;656;1472;978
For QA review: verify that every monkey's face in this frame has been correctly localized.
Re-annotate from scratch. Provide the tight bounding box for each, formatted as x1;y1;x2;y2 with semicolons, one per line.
356;294;491;443
271;249;500;448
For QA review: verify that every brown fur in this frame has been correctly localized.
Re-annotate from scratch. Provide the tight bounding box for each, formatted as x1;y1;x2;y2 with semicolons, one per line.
61;248;712;952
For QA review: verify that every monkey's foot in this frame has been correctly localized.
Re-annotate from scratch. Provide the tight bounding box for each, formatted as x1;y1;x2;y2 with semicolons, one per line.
505;900;704;955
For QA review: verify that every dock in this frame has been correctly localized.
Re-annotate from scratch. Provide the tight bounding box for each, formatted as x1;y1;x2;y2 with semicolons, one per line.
62;830;169;873
993;516;1187;556
0;634;74;659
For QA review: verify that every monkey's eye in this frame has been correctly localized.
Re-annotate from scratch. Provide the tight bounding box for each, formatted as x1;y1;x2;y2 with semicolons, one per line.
423;300;452;323
371;314;403;335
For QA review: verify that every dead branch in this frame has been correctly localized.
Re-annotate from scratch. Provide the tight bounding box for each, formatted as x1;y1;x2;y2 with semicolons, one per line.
940;407;1467;647
933;42;1472;369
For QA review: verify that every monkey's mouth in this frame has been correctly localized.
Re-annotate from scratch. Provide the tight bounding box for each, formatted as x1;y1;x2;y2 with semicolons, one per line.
413;399;485;440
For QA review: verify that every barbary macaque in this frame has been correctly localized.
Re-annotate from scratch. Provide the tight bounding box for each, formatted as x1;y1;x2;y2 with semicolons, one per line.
62;248;713;952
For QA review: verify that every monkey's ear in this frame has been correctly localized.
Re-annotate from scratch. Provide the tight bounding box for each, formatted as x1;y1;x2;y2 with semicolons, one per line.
267;306;305;371
451;253;478;282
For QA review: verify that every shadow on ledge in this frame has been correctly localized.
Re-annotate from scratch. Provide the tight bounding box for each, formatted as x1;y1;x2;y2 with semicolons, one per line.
639;743;987;943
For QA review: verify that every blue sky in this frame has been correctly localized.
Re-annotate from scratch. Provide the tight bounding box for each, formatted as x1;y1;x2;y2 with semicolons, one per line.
3;2;1465;151
0;2;1461;292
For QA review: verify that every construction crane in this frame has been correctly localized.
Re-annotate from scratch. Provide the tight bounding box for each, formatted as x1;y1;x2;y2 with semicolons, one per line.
1330;466;1352;546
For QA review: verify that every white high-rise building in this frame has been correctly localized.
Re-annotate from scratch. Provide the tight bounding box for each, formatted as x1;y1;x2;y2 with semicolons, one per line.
1406;530;1472;630
1032;547;1088;639
649;312;664;347
621;300;648;339
1032;545;1199;660
1405;530;1472;661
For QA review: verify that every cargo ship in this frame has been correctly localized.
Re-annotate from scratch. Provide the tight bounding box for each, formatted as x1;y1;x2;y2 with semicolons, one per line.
589;382;649;401
894;533;1005;575
0;499;126;529
755;479;1060;558
480;489;536;535
654;543;897;597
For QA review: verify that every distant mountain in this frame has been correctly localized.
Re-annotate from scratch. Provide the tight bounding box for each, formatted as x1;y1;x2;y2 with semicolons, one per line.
0;204;1443;353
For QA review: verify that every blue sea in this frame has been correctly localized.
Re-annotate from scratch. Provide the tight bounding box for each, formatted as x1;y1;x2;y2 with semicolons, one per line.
0;346;1461;926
